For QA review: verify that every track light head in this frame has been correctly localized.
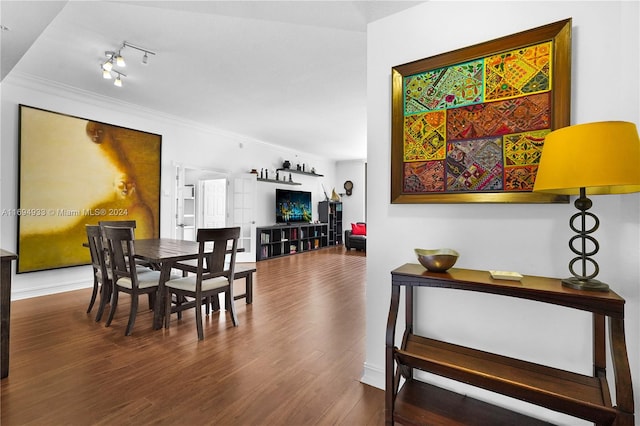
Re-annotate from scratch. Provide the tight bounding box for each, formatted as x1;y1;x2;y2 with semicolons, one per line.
116;52;125;67
102;60;113;72
142;52;148;65
102;69;112;79
114;75;122;87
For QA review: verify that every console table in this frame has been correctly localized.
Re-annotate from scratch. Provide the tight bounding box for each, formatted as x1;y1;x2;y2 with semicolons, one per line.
1;249;17;379
386;264;634;425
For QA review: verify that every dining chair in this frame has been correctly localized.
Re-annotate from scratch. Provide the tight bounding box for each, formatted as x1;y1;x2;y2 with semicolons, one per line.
165;227;241;340
99;219;154;271
85;225;112;322
98;220;137;230
102;225;165;336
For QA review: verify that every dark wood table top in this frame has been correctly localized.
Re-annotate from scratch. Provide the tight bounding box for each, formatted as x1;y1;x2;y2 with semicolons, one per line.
133;238;201;263
391;263;625;318
133;238;243;264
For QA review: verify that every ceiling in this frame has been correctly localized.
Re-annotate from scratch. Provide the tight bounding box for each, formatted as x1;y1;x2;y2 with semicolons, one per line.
0;0;424;161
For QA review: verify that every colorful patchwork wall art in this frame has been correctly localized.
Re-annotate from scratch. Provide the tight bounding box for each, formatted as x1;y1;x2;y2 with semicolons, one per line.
391;19;572;204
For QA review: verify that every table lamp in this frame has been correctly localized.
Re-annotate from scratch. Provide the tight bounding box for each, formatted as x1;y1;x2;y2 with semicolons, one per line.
533;121;640;292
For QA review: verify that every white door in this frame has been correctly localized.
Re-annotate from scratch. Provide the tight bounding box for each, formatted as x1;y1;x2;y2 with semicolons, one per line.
201;178;227;228
230;174;257;262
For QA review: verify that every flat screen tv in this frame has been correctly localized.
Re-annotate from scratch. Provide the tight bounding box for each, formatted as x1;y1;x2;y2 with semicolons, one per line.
276;188;312;224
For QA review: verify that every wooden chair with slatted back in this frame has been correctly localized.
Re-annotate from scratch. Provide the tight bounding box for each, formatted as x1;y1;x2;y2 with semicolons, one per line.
85;225;112;322
103;225;163;336
164;227;240;340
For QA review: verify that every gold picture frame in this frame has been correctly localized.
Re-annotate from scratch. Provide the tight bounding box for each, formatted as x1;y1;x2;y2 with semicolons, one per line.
391;19;572;204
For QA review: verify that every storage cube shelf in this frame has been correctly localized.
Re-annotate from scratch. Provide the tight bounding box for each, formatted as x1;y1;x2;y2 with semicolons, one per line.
256;223;329;261
318;201;342;246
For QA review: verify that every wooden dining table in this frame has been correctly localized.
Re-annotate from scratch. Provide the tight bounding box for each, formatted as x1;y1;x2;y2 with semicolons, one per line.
132;238;248;330
132;238;203;329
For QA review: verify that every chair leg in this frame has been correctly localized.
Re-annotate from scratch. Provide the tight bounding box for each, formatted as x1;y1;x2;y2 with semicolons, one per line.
87;277;99;314
195;299;204;340
164;288;172;329
95;280;111;322
226;290;238;327
211;295;220;312
105;288;119;327
125;293;139;336
246;274;253;304
147;293;155;310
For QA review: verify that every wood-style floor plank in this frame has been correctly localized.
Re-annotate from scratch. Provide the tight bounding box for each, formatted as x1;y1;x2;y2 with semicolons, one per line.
1;247;383;425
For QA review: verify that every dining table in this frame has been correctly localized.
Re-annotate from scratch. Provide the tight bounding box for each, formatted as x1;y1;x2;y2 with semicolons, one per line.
132;238;247;330
84;236;247;330
132;238;203;329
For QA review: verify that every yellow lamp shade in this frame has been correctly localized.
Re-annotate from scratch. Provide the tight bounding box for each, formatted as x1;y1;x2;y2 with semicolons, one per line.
533;121;640;195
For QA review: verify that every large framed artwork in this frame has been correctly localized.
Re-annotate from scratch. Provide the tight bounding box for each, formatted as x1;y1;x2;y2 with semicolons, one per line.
391;19;572;204
17;105;161;273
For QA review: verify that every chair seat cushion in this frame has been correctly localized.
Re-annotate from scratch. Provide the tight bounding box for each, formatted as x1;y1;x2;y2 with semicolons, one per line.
165;275;228;292
116;270;175;289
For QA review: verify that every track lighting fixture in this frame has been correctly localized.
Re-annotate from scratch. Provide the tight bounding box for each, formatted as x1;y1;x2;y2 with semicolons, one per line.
112;70;125;87
102;58;113;72
116;52;125;67
99;41;155;87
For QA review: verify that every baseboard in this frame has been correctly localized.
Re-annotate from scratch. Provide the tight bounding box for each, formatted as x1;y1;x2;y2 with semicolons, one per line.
360;361;384;390
11;280;91;301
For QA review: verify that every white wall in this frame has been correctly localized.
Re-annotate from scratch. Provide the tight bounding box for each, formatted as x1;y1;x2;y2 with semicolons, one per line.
364;2;639;424
0;74;337;299
336;159;366;230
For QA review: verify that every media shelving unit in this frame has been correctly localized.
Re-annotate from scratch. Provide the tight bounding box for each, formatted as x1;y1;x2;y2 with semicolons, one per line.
318;201;342;245
256;223;329;261
386;264;634;426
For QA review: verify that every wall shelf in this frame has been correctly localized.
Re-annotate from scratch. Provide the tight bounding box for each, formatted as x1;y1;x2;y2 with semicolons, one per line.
257;178;301;186
276;168;323;177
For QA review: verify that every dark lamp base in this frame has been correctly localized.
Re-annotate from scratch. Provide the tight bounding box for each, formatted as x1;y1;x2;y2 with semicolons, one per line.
561;277;610;292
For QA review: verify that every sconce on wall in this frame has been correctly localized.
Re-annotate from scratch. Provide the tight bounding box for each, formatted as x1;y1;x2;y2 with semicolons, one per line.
100;41;156;87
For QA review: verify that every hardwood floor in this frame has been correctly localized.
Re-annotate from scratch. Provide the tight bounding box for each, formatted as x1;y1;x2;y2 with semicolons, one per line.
1;246;384;425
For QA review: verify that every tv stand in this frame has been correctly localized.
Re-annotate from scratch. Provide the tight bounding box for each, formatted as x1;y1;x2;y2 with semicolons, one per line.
386;264;634;425
257;223;329;261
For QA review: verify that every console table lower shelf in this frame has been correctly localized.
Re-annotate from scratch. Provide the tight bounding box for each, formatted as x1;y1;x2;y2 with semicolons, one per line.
386;264;634;426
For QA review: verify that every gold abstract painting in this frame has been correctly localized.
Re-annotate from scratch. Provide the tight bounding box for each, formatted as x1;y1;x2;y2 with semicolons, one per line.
17;105;161;273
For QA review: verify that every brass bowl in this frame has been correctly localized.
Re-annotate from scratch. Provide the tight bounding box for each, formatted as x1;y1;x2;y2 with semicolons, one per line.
415;248;459;272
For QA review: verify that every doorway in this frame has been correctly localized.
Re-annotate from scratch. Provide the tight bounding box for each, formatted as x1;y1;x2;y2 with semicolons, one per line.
174;164;257;262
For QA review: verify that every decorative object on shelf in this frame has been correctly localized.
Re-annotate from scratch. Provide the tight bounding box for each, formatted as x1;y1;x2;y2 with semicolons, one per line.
277;167;324;177
489;270;523;281
533;121;640;292
414;248;459;272
289;173;292;182
330;188;340;202
322;184;330;201
282;160;291;169
391;19;572;204
100;41;156;87
250;169;258;174
343;180;353;196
